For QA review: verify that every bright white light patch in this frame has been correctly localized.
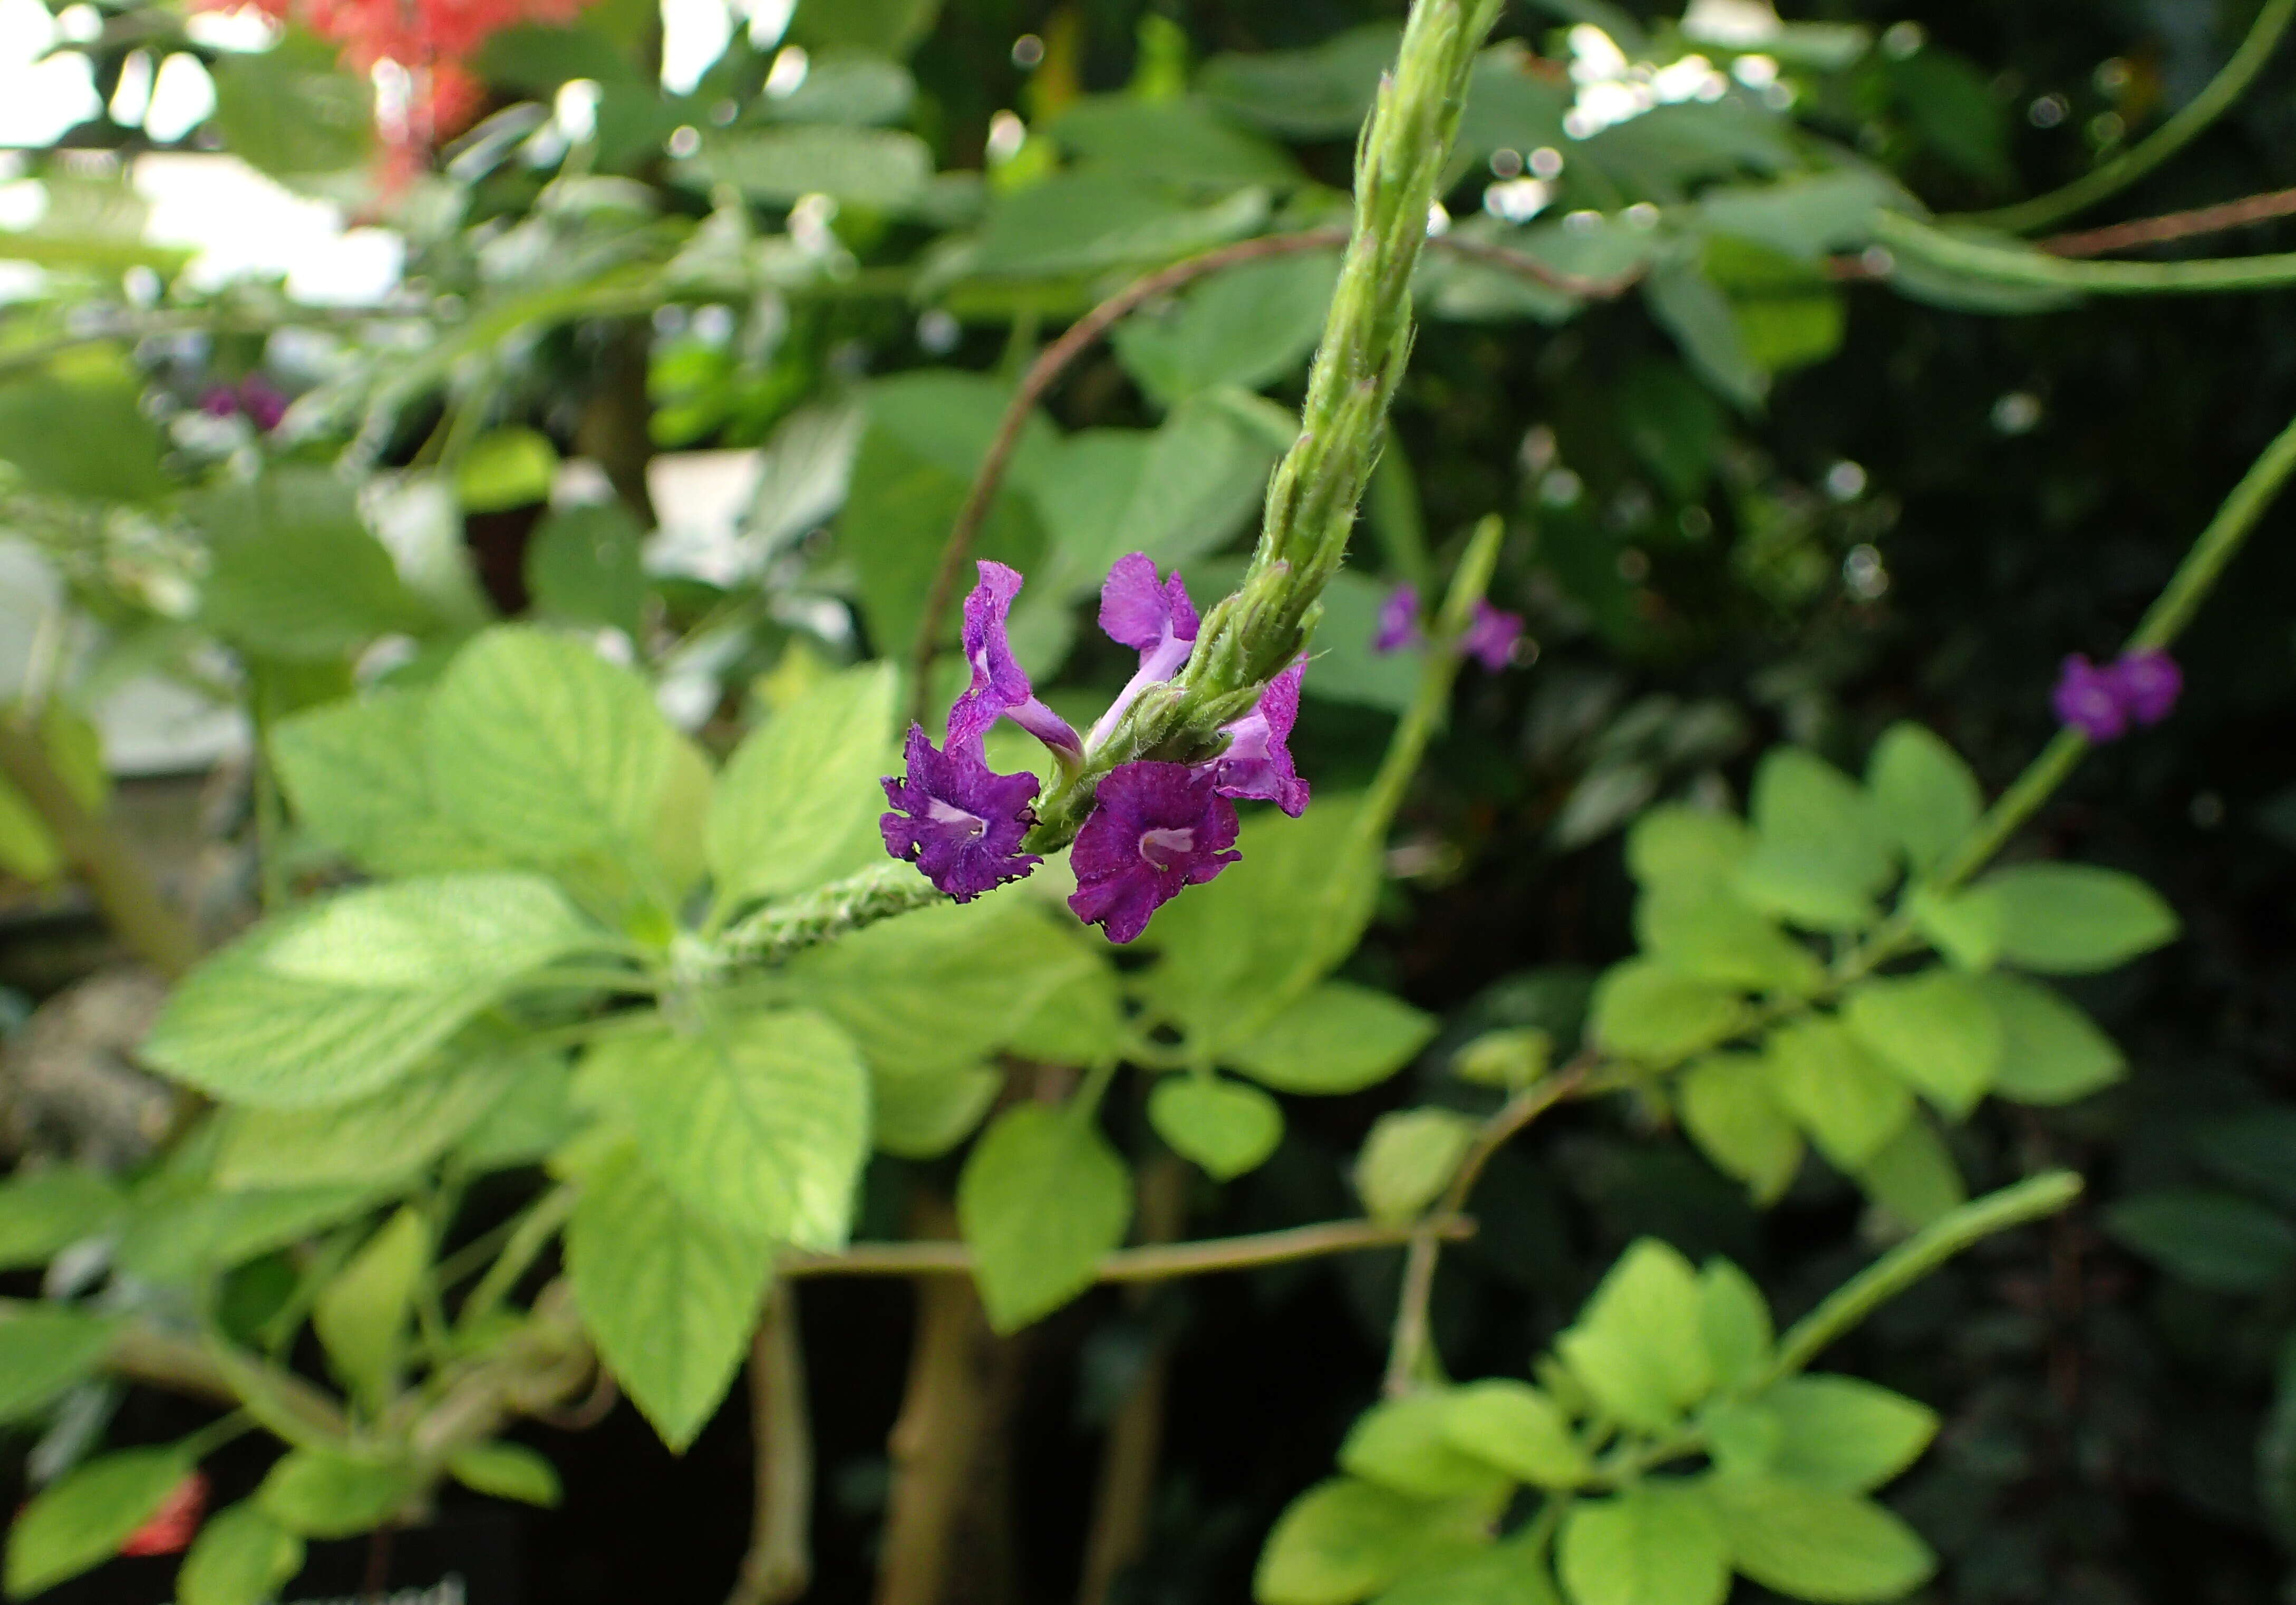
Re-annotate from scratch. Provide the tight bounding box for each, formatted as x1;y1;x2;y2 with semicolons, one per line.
133;153;403;304
144;54;216;144
1681;0;1782;49
660;0;732;95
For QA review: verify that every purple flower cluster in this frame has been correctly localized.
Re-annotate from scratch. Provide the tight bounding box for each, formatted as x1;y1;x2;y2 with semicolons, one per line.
2051;649;2182;742
199;375;289;433
1372;585;1525;672
881;555;1309;944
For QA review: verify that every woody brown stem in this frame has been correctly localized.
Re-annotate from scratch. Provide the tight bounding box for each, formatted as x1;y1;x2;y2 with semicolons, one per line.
726;1280;813;1605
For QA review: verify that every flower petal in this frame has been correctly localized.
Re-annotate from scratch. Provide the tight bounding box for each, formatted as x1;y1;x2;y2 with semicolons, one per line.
1068;761;1241;943
881;723;1043;901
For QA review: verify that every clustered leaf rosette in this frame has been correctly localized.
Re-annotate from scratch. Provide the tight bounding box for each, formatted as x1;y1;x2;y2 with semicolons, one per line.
2052;648;2183;742
880;556;1309;944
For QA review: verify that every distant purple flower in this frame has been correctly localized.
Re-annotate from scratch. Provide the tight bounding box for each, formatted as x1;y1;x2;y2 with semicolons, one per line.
2111;649;2182;726
880;725;1043;902
1462;602;1525;672
199;384;240;420
2052;654;2128;742
1373;585;1421;653
1213;662;1309;817
1068;761;1242;943
237;375;289;433
1089;554;1200;748
952;560;1082;764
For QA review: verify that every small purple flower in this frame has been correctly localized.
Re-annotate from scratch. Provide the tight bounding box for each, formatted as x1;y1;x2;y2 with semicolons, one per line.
1462;601;1525;672
238;375;289;433
2052;654;2128;742
1212;662;1310;817
952;561;1083;763
1373;585;1421;653
1068;761;1242;944
199;384;240;421
2111;649;2182;726
1089;554;1200;747
880;724;1043;902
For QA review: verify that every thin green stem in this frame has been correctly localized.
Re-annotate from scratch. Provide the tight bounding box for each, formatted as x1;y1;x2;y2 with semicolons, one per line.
1877;209;2296;293
1762;1172;2081;1384
1970;0;2296;235
459;1186;578;1331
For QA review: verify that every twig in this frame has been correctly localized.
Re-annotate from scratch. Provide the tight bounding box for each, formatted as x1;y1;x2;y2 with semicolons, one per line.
2041;185;2296;257
726;1280;812;1605
783;1215;1472;1284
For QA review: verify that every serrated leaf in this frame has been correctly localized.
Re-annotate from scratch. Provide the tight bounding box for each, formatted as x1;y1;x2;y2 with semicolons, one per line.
447;1442;562;1507
1866;723;1980;875
256;1451;414;1540
567;1145;774;1451
1149;1078;1284;1181
1842;970;2003;1118
1980;863;2180;974
216;1051;524;1190
1254;1476;1489;1605
575;1009;869;1250
1706;1475;1936;1602
1764;1376;1939;1493
1976;973;2125;1105
1558;1483;1729;1605
7;1448;190;1598
1764;1019;1914;1171
271;691;501;878
1440;1380;1592;1489
709;662;896;910
178;1500;305;1605
1680;1052;1803;1205
1557;1240;1714;1431
1225;982;1437;1096
958;1103;1131;1332
0;1310;122;1423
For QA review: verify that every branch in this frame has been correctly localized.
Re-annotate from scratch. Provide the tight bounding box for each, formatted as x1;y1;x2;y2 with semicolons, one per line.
2041;185;2296;257
726;1280;812;1605
784;1215;1472;1284
1874;209;2296;294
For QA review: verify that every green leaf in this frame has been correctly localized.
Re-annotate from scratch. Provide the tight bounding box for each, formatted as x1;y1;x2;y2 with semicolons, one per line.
1980;863;2180;974
1635;885;1823;995
709;663;896;910
1764;1019;1915;1171
1355;1109;1478;1224
2189;1109;2296;1212
423;626;699;871
969;173;1267;278
178;1500;305;1605
0;1167;124;1270
1590;961;1748;1067
1695;172;1892;262
1975;973;2125;1105
788;0;941;55
575;1010;870;1250
457;1055;583;1172
1698;1260;1774;1390
1254;1476;1488;1605
1644;263;1766;414
567;1145;773;1451
1557;1240;1715;1432
1373;1549;1559;1605
0;1310;122;1423
1199;25;1396;137
1558;1483;1729;1605
1854;1117;1968;1228
675;125;936;210
313;1206;426;1409
526;502;645;636
1026;400;1279;592
1111;250;1338;405
1706;1475;1937;1602
198;471;425;660
1890;46;2013;187
143;874;598;1108
1149;1078;1284;1181
216;1051;524;1190
1842;970;2003;1118
7;1447;191;1598
112;1184;378;1284
207;28;373;178
456;428;558;513
1626;806;1753;891
0;353;169;503
1733;750;1894;931
1440;1380;1592;1490
2106;1190;2296;1294
271;691;501;878
1342;1394;1513;1501
1226;982;1438;1096
1051;95;1302;189
1764;1376;1939;1493
1905;882;2007;971
256;1451;415;1540
958;1103;1132;1332
447;1443;563;1507
1865;723;1981;875
870;1065;1002;1160
1680;1053;1803;1205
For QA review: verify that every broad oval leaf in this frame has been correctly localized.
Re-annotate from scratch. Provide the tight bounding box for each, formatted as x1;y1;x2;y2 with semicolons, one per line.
178;1500;305;1605
1558;1483;1728;1605
7;1448;191;1598
957;1103;1131;1333
1981;863;2179;975
0;1309;122;1423
708;662;897;910
1149;1077;1284;1181
1706;1475;1937;1603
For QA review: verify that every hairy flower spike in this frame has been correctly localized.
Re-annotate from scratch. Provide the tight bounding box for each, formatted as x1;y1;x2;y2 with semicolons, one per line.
1068;762;1243;943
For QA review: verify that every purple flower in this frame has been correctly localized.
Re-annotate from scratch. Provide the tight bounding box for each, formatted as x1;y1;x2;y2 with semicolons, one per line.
1373;585;1421;653
199;384;240;420
2111;649;2182;726
238;375;289;433
952;561;1082;764
880;724;1043;902
1213;662;1310;817
1089;554;1201;748
2052;654;2128;742
1462;601;1525;672
1068;762;1242;943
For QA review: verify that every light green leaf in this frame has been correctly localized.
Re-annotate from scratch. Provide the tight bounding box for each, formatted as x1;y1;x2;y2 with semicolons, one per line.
1373;1548;1560;1605
208;30;373;178
575;1009;869;1250
1698;1260;1773;1390
1254;1477;1489;1605
0;354;169;503
1732;749;1894;931
1865;723;1980;875
112;1183;378;1284
1855;1116;1968;1229
0;1167;124;1270
675;125;936;210
958;1103;1132;1332
1842;970;2003;1118
271;691;500;878
7;1447;191;1598
1558;1483;1729;1605
567;1145;774;1451
1111;249;1339;405
871;1064;1001;1160
1706;1475;1937;1602
0;1310;122;1423
1355;1109;1479;1224
1635;884;1823;995
457;1055;584;1172
1680;1052;1803;1205
1905;882;2006;971
708;663;896;909
1052;95;1302;188
1976;973;2126;1105
178;1500;305;1605
1025;400;1278;591
1226;983;1438;1096
969;173;1267;278
1980;863;2180;974
456;428;558;513
1150;1078;1284;1181
1765;1376;1939;1493
1440;1380;1592;1490
197;471;424;660
423;626;698;871
1590;961;1747;1067
1699;1398;1783;1477
2106;1189;2296;1294
1342;1393;1513;1501
144;875;599;1108
256;1451;415;1540
447;1443;563;1507
526;501;645;635
313;1206;425;1409
1764;1019;1914;1171
1557;1240;1714;1432
216;1051;524;1190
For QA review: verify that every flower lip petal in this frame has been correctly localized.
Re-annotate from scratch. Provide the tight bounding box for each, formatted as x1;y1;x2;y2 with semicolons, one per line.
1213;662;1311;818
1099;553;1200;654
881;723;1043;901
1068;760;1242;943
